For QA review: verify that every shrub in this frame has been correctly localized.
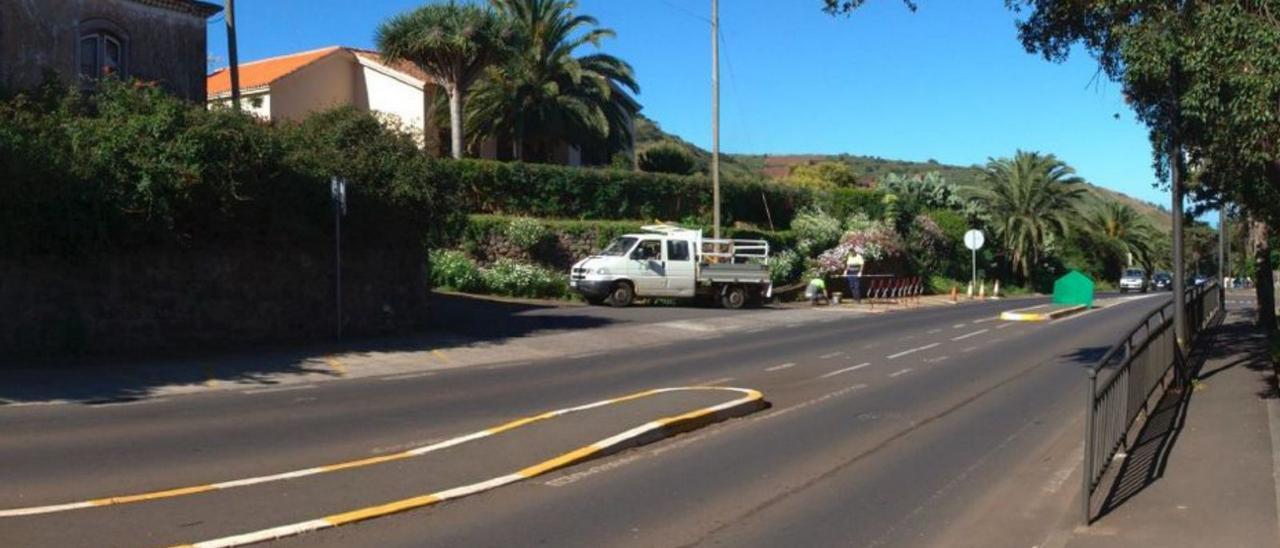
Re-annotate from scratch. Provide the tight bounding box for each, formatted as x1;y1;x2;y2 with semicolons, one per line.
431;250;485;292
826;187;886;222
504;216;549;251
480;258;569;298
639;141;698;175
768;249;805;286
791;207;842;257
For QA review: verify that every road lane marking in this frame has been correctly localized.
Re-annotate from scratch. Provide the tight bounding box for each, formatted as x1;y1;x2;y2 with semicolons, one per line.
765;363;796;372
242;385;316;395
819;352;844;359
888;368;913;378
927;329;942;334
380;372;434;381
923;356;950;363
172;387;764;548
951;329;989;341
820;363;870;379
698;377;735;386
887;342;940;360
3;387;762;521
962;346;979;353
996;322;1014;330
973;317;997;324
952;324;966;329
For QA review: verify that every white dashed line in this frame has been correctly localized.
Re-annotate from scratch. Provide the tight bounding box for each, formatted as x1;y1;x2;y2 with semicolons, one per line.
698;377;735;386
887;342;940;360
996;322;1014;330
243;385;317;395
973;317;997;324
951;329;989;341
888;368;913;378
927;329;942;334
766;362;797;372
820;363;871;379
952;324;966;329
962;346;979;353
820;352;844;359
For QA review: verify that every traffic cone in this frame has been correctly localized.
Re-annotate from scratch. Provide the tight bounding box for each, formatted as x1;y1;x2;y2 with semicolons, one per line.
992;280;1001;299
967;281;974;299
979;281;986;299
951;285;958;303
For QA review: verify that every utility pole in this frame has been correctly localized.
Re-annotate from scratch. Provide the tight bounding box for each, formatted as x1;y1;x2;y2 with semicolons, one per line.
224;0;241;111
710;0;721;240
1219;206;1227;288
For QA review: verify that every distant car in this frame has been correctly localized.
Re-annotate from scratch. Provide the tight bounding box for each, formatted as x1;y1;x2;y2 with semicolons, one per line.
1152;272;1173;291
1119;269;1148;293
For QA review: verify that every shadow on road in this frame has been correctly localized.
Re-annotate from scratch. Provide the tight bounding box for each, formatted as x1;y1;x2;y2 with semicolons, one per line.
0;292;623;406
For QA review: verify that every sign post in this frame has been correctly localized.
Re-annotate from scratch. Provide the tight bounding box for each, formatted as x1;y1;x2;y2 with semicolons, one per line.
331;177;347;339
964;229;985;298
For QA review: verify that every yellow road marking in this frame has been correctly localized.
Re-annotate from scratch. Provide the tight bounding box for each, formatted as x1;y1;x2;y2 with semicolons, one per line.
325;356;346;377
431;349;451;363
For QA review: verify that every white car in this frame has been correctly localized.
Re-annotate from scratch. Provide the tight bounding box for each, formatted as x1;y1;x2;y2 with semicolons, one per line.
1119;269;1148;293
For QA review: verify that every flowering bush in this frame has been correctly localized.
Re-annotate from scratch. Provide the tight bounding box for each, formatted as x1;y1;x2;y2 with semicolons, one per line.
480;258;569;298
504;216;549;251
431;250;485;292
814;222;907;276
792;207;842;257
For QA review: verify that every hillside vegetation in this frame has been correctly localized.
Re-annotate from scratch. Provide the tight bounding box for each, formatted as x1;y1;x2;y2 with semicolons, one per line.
633;114;1170;234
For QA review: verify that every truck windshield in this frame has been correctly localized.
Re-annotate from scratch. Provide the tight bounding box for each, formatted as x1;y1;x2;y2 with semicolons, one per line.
600;237;638;257
1124;270;1144;278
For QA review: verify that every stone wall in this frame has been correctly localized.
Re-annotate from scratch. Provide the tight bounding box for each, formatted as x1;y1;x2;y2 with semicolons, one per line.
468;231;605;272
0;244;429;359
1;0;213;100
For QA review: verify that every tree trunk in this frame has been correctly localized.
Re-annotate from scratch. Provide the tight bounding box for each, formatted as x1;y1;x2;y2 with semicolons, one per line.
448;85;464;160
1250;216;1277;336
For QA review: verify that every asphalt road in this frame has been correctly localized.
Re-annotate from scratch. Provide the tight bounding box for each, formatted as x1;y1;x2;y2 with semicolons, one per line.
0;291;1169;547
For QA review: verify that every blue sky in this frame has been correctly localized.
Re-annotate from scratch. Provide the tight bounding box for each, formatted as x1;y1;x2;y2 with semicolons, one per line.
207;0;1186;217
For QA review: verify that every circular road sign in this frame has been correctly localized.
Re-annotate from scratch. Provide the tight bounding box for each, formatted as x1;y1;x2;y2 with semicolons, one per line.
964;229;985;251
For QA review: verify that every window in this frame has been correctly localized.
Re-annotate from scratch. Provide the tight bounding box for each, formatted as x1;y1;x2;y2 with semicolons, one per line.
632;240;662;261
78;31;125;81
667;240;690;262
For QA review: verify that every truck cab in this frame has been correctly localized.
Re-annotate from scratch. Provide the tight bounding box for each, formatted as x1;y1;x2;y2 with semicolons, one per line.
570;225;770;308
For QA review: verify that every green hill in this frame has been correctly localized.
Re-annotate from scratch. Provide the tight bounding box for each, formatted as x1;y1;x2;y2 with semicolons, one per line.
633;114;1170;233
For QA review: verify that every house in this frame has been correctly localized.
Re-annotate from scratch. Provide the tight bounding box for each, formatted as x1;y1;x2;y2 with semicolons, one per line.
206;46;443;150
207;46;587;165
0;0;221;101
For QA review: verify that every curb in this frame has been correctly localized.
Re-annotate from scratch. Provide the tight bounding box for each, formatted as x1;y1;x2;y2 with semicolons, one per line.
155;387;765;547
1000;304;1087;322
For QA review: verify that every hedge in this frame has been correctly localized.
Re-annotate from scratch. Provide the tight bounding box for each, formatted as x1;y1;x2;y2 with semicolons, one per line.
437;159;808;229
0;80;453;257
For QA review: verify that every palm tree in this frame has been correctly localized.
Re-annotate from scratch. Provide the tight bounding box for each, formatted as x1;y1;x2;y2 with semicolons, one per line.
466;0;640;163
376;3;509;159
971;151;1086;281
1087;201;1158;273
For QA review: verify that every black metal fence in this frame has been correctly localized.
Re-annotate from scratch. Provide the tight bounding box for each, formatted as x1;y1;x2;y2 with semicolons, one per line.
1081;282;1224;524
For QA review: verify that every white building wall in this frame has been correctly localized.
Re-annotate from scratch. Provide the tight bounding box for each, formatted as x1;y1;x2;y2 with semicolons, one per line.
360;65;426;136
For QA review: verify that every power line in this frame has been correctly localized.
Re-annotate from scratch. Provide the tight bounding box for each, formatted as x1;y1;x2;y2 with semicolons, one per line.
656;0;711;23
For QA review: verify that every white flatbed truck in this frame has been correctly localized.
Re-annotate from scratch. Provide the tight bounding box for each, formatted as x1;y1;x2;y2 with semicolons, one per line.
569;225;772;308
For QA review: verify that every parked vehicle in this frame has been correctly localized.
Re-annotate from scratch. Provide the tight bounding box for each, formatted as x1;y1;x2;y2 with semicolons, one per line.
1119;268;1148;293
1152;271;1173;291
569;225;771;309
1193;274;1210;287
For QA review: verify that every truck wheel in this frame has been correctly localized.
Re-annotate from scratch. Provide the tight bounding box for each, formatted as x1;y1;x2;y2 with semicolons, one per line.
608;282;635;307
721;285;747;309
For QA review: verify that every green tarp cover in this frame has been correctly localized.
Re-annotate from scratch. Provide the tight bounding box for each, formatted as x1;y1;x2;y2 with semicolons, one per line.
1052;270;1094;308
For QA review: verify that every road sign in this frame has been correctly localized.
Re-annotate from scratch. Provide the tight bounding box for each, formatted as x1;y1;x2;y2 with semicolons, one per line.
963;229;984;251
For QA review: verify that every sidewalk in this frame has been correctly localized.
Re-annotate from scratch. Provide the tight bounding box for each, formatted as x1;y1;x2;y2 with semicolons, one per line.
1063;307;1280;548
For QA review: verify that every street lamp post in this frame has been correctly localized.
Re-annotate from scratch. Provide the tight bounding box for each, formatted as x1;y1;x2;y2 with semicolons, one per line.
710;0;721;241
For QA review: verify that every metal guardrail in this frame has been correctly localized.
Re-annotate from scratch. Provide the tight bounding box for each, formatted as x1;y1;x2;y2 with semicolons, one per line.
1081;282;1223;524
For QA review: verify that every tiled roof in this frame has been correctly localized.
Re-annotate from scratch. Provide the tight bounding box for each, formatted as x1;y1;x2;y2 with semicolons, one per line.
130;0;222;17
350;49;433;85
207;46;342;97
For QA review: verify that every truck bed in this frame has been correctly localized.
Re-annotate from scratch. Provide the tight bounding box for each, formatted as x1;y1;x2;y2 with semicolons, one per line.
699;262;770;283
